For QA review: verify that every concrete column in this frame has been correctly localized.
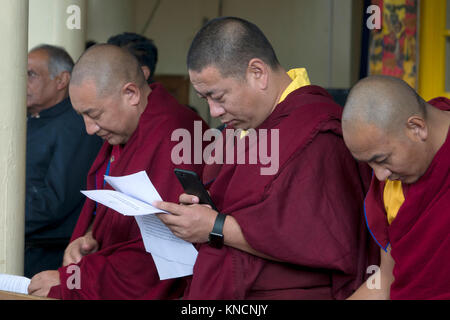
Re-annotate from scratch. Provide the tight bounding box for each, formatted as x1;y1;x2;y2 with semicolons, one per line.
53;0;87;61
28;0;87;62
0;0;29;275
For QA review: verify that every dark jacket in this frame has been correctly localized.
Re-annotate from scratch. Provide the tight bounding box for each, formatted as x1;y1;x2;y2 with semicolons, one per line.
25;97;102;277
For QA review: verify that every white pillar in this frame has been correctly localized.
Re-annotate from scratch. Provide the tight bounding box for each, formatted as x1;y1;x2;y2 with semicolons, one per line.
53;0;87;61
28;0;87;62
0;0;28;275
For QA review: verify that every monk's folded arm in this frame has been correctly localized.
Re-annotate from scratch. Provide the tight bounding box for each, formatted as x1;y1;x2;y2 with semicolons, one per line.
222;214;282;262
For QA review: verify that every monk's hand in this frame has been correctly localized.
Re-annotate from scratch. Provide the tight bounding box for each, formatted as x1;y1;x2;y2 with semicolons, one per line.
154;201;216;243
28;270;60;297
62;230;99;266
179;193;200;205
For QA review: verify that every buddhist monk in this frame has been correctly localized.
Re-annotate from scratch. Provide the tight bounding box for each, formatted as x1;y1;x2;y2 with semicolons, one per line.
154;17;379;299
342;75;450;300
27;44;208;299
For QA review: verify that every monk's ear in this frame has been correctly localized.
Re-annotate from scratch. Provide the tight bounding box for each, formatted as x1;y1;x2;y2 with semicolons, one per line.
405;115;427;142
246;58;269;90
141;66;151;81
121;82;141;107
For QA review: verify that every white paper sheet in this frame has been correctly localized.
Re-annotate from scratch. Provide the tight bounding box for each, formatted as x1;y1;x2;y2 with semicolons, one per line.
134;215;197;280
81;189;160;216
81;171;197;280
152;254;195;281
0;274;30;295
104;171;163;205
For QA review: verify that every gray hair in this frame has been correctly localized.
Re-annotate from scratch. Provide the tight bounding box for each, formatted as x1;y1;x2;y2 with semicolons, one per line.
30;44;74;79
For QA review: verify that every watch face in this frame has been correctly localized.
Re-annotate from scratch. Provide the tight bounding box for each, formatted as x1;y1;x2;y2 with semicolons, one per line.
209;233;224;249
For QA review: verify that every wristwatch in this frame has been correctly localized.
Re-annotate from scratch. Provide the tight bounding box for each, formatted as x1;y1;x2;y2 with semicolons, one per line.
208;212;227;249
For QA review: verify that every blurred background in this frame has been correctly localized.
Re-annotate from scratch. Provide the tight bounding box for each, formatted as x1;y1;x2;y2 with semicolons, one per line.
25;0;442;127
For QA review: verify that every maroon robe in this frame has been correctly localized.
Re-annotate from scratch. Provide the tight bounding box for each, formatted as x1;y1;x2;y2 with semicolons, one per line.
365;97;450;300
47;83;208;299
186;85;379;300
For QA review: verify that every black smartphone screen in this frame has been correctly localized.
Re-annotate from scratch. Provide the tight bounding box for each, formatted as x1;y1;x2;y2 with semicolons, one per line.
174;168;218;211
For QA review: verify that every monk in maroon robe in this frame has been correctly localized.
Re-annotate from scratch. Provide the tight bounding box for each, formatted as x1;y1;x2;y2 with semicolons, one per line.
155;17;379;300
27;45;207;299
342;75;450;300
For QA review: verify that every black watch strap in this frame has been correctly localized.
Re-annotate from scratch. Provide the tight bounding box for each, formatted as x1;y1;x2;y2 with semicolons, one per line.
208;213;226;248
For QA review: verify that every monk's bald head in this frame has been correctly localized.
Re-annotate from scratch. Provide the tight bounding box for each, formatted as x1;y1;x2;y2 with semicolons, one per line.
342;76;440;184
343;75;427;133
70;44;146;97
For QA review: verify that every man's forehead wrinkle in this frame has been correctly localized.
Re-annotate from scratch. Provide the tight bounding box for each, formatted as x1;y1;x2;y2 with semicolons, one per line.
82;108;96;115
192;80;218;96
205;90;220;97
364;153;387;163
343;121;391;157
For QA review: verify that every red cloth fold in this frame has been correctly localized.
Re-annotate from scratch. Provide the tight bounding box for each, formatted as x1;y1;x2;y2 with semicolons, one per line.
48;83;208;299
185;85;379;300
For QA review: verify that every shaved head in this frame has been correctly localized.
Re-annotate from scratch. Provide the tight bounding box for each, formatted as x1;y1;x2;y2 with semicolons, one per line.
341;76;450;184
343;75;427;133
187;16;280;78
70;44;146;97
69;44;151;146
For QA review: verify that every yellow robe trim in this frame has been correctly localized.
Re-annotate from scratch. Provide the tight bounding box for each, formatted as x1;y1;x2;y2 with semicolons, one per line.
383;179;405;224
278;68;311;103
240;68;310;139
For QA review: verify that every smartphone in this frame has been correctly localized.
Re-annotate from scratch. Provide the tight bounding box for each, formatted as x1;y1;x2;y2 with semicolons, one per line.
174;168;218;211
